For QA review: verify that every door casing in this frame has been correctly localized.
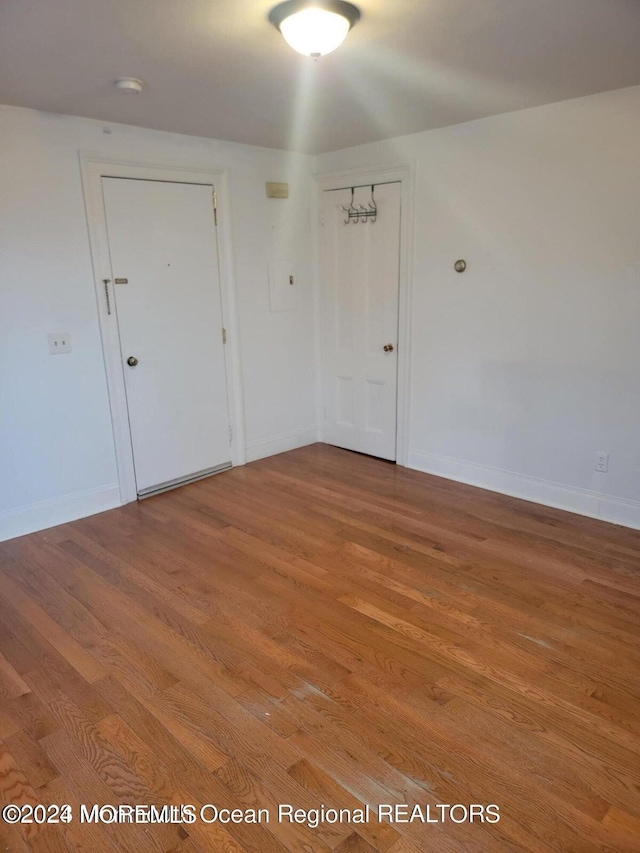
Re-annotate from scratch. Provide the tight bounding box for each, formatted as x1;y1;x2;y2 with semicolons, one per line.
81;155;246;505
313;165;415;467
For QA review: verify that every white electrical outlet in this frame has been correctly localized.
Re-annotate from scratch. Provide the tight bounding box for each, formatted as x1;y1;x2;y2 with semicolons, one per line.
595;452;609;473
48;333;71;354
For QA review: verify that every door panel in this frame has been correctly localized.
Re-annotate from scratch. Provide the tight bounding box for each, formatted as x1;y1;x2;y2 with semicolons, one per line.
320;183;401;461
102;178;231;495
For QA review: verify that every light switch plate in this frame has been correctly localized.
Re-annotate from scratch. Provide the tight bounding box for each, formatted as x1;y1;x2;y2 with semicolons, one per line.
268;260;297;312
48;333;71;354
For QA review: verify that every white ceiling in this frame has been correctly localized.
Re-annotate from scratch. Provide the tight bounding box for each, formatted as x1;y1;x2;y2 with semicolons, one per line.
2;0;640;154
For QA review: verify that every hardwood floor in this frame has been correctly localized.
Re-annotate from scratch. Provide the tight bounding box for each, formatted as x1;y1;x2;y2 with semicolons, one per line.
1;444;639;853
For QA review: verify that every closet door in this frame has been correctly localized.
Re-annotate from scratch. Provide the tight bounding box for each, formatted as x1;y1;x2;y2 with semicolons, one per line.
320;183;401;460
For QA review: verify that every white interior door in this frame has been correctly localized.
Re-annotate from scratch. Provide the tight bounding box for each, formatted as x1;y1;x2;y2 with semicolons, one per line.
102;178;231;496
320;183;401;461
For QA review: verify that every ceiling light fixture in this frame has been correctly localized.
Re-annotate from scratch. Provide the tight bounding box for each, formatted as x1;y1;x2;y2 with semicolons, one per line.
114;77;143;94
269;1;360;60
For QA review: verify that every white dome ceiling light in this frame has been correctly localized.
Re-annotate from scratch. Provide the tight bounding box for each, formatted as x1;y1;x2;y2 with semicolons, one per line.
114;77;143;94
269;1;360;60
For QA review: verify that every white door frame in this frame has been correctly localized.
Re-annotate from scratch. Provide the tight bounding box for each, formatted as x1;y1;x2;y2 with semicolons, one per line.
80;154;246;505
313;165;415;467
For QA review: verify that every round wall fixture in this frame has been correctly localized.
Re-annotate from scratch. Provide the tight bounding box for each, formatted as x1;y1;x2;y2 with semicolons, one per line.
114;77;143;94
454;259;467;273
269;1;360;59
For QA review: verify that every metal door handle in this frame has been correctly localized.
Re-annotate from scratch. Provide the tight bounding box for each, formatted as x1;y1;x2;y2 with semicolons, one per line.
127;356;138;367
383;343;394;353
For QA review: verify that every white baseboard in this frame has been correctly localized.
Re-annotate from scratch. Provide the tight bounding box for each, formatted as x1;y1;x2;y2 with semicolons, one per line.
4;449;636;543
0;484;122;543
408;450;640;531
245;427;318;463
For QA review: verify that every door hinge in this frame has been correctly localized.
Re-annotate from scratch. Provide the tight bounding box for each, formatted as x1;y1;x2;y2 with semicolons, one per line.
213;190;218;226
222;327;227;345
103;279;111;315
229;425;233;443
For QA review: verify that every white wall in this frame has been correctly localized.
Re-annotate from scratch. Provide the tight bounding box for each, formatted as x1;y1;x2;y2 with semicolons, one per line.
3;84;640;540
315;85;640;529
0;105;316;540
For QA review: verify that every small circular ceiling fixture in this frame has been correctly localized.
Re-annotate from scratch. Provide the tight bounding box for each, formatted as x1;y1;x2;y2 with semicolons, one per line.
269;1;360;59
114;77;143;94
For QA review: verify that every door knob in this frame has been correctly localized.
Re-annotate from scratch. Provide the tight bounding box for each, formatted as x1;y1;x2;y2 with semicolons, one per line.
127;356;138;367
383;343;394;352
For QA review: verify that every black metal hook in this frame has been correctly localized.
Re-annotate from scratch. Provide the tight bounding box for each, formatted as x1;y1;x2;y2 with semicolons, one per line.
341;185;378;224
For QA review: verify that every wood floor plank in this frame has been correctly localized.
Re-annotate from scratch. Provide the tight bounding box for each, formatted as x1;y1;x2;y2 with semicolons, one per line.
2;730;59;792
0;651;31;700
0;444;638;852
0;570;107;686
